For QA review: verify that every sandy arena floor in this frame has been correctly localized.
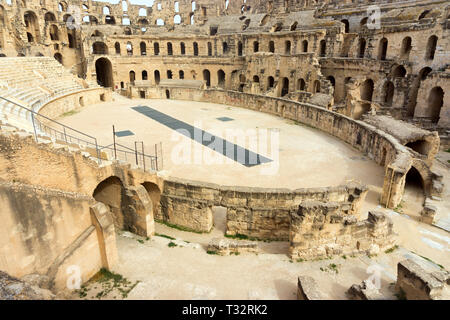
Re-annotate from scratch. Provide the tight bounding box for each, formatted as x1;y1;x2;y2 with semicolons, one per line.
59;96;384;190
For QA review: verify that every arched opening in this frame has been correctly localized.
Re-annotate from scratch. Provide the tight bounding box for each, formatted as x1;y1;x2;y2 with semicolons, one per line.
378;38;388;60
193;42;199;56
269;41;275;53
403;167;425;217
167;42;173;55
54;53;62;64
341;19;349;33
203;69;210;87
105;15;115;25
140;41;146;55
253;41;259;53
400;37;412;60
154;42;160;55
129;70;136;85
267;76;275;90
180;42;185;55
24;11;40;43
154;70;160;85
68;33;75;48
297;78;306;91
281;78;289;97
285;40;291;55
95;58;113;87
238;41;243;56
167;70;173;79
179;70;184;79
428;87;444;124
207;42;212;56
302;40;308;53
142;70;148;80
313;80;321;93
383;81;395;106
319;40;326;57
425;35;438;60
361;79;374;101
49;25;59;41
358;38;366;58
418;10;430;20
92;41;108;54
44;12;56;22
222;42;228;54
126;42;133;56
217;70;225;88
405;140;431;156
93;176;126;230
124;27;131;35
165;89;170;99
115;42;121;55
392;65;407;78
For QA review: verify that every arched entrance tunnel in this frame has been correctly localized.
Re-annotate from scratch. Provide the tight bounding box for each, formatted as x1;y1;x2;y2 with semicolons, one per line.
95;57;113;87
142;182;161;220
93;176;126;230
402;166;426;219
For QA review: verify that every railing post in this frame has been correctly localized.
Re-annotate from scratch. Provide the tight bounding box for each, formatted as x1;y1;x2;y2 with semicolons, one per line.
141;141;145;171
95;138;101;165
31;113;38;143
155;143;158;171
112;125;117;160
63;127;68;143
135;141;138;165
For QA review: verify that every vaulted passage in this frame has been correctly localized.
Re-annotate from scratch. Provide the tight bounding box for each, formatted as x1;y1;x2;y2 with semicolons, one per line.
93;176;126;230
95;58;113;87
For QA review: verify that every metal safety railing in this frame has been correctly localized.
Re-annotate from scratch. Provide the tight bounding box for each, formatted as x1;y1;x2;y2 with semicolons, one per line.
0;95;162;171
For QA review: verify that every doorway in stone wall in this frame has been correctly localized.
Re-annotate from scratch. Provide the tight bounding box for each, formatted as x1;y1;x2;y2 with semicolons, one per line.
212;206;227;235
401;166;426;221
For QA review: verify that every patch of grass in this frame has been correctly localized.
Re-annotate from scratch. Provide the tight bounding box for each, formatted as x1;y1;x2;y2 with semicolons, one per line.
77;268;139;300
445;148;450;153
413;252;445;270
320;263;340;274
385;245;399;254
393;201;405;214
297;258;305;262
206;250;218;255
137;239;144;244
155;219;208;234
60;109;79;118
224;233;284;242
231;252;240;256
155;233;176;240
168;241;178;248
342;255;347;260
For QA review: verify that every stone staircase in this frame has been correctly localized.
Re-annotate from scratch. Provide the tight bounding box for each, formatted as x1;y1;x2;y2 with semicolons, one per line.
0;57;96;132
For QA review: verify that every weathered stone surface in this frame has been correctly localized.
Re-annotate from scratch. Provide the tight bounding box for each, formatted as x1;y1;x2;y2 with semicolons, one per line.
0;271;54;300
207;238;258;256
346;280;385;300
297;276;323;300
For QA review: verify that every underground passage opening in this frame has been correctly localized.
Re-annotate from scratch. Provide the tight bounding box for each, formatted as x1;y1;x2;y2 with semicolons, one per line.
141;182;161;219
405;140;430;156
212;206;227;235
93;176;126;230
402;167;426;218
95;57;113;87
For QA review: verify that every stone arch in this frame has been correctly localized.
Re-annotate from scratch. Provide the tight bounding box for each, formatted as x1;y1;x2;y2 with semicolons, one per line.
154;70;160;84
142;70;148;80
425;35;438;60
93;176;126;230
49;24;59;41
313;80;321;93
319;39;326;57
400;36;412;60
141;182;161;220
358;38;366;58
54;53;62;64
383;81;395;106
427;87;444;124
341;19;349;33
297;78;306;91
167;42;173;55
24;11;40;43
378;37;388;60
193;42;199;56
267;76;275;89
269;40;275;53
360;79;374;101
92;41;108;54
129;70;135;84
203;69;210;87
115;42;121;54
44;11;56;22
285;40;291;55
95;57;113;87
392;65;407;78
281;77;289;97
217;70;225;88
140;41;146;55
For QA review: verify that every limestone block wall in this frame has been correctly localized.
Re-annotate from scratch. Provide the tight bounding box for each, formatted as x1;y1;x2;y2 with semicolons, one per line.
0;181;118;292
37;87;112;120
396;259;449;300
290;206;396;260
160;177;368;240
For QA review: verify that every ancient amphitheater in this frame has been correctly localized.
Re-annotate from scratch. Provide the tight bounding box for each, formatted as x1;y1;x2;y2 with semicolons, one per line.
0;0;449;302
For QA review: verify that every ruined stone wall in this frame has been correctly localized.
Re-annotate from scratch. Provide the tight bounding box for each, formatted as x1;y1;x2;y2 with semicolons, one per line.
0;181;117;291
161;177;368;240
37;87;112;119
290;205;396;260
